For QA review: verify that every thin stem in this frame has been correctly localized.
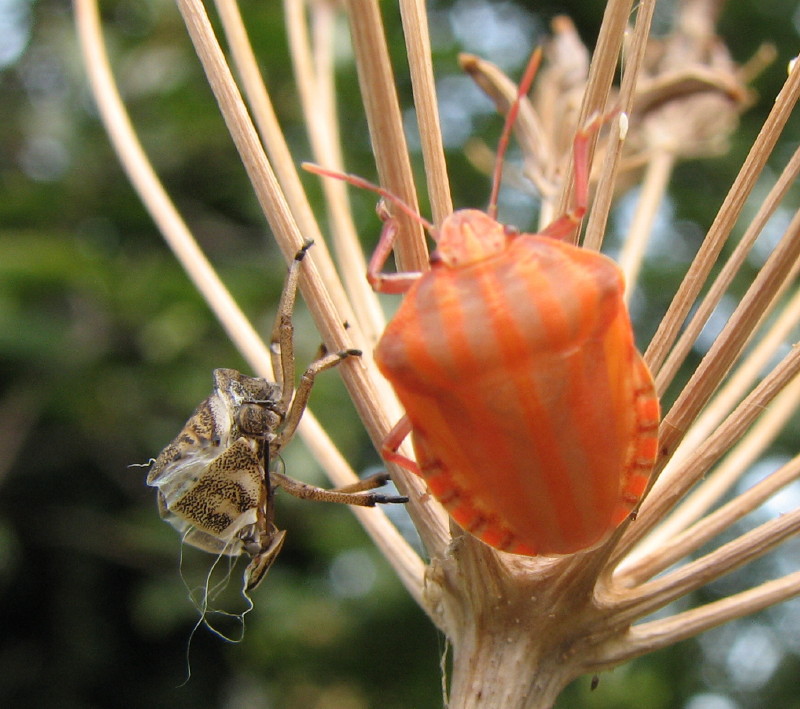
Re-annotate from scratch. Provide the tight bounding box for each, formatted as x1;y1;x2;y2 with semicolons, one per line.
618;149;675;296
343;0;429;273
663;284;800;476
598;570;800;667
645;57;800;375
656;207;800;465
213;0;357;337
617;452;800;586
584;0;657;255
399;0;452;225
655;145;800;393
282;0;387;343
608;508;800;622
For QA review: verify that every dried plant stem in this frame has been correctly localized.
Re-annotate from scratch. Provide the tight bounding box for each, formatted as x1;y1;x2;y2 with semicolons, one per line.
619;453;800;586
399;0;452;224
212;0;350;324
608;509;800;629
665;285;800;475
657;208;800;464
584;0;657;254
344;0;428;273
76;0;425;601
173;0;386;445
601;570;800;665
655;145;800;393
282;0;387;343
619;149;675;295
645;58;800;375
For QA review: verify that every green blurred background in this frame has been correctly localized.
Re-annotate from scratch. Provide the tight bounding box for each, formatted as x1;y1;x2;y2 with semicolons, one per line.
1;0;799;707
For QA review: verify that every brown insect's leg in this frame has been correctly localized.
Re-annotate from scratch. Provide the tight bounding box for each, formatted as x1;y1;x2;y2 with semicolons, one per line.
367;204;424;294
269;471;408;506
271;242;313;408
327;471;396;494
540;111;614;241
243;528;286;592
275;349;362;449
381;416;422;475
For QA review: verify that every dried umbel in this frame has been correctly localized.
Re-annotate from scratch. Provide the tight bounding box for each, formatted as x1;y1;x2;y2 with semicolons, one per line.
76;0;800;706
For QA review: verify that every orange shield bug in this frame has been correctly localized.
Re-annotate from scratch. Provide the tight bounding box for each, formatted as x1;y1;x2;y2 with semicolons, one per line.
305;49;659;556
147;243;407;591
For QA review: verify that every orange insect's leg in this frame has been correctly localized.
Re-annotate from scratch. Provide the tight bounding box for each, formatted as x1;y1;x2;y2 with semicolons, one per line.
367;203;423;294
381;415;422;475
540;110;618;241
301;162;433;294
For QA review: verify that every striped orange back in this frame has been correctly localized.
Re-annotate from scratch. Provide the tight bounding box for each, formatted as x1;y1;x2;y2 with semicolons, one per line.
376;227;658;555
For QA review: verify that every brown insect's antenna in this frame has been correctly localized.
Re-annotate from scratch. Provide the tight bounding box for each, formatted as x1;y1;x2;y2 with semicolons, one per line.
487;47;543;220
302;163;436;234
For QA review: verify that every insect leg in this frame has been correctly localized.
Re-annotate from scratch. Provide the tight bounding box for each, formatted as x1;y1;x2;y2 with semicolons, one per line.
540;111;616;240
269;470;408;506
367;203;424;294
301;163;431;293
323;471;399;494
271;241;313;409
243;527;286;591
275;348;361;450
381;415;422;475
486;47;543;220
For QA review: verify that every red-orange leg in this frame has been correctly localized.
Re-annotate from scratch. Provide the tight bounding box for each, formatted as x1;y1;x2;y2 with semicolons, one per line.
540;110;617;241
302;162;436;294
367;204;424;294
381;415;422;475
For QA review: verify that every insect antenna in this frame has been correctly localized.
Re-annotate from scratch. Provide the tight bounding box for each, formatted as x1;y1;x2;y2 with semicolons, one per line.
487;47;543;220
302;162;436;235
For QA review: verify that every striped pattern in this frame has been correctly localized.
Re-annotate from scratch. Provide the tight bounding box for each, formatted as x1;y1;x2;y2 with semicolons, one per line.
376;213;659;556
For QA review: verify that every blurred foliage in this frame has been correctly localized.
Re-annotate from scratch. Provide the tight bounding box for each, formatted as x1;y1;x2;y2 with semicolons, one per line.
0;0;798;708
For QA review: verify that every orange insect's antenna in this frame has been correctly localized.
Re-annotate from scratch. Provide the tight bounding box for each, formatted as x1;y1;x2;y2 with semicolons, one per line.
302;163;436;234
487;47;543;221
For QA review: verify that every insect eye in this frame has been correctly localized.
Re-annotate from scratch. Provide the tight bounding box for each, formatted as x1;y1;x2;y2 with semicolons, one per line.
504;224;519;237
237;403;281;437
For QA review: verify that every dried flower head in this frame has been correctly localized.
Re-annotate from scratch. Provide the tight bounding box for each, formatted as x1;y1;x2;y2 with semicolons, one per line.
76;0;799;706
